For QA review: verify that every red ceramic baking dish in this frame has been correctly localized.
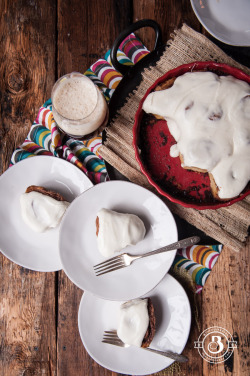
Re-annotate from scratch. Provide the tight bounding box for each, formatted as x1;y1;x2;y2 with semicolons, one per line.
133;61;250;210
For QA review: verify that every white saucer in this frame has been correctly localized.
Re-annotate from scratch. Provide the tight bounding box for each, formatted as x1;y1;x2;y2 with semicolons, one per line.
59;180;178;300
0;156;93;271
191;0;250;46
78;273;191;375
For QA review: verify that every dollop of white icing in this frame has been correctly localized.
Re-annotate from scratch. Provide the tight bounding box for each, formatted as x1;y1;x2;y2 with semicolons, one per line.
96;208;146;257
142;71;250;199
20;191;70;232
117;298;149;347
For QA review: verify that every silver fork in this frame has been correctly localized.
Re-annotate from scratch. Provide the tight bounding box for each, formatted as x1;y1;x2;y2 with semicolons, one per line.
102;330;188;363
94;235;200;276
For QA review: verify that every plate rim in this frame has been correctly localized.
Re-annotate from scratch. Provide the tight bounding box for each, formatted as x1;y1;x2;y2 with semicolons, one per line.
190;0;250;47
77;273;191;375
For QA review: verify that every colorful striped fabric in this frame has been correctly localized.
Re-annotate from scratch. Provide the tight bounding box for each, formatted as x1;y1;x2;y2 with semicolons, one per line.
11;99;107;184
10;32;223;290
174;245;223;293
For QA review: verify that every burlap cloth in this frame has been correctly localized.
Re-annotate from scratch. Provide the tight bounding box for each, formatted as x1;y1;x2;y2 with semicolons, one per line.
100;24;250;253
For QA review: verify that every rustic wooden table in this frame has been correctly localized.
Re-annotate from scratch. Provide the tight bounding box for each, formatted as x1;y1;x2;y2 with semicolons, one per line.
0;1;249;375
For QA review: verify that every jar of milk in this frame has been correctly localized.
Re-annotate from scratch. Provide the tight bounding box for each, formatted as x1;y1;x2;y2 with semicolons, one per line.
51;72;108;138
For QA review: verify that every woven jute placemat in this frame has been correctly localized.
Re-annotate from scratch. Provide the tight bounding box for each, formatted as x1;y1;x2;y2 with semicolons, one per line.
100;24;250;253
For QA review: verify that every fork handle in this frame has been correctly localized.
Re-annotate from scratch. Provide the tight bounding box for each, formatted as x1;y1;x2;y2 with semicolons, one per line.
145;347;188;363
139;236;200;259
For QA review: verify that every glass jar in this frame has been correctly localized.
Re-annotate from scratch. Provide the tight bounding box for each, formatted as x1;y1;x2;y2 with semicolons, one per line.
51;72;108;139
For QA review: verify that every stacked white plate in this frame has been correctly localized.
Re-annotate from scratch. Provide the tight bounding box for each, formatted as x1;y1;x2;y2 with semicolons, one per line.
59;180;191;375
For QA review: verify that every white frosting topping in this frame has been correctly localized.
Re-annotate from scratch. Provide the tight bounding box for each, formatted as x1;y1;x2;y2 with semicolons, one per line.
20;191;70;232
142;71;250;199
117;299;149;347
96;208;146;257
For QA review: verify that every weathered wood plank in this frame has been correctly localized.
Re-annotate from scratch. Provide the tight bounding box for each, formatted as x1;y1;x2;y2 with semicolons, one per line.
133;0;201;51
202;240;250;376
0;0;56;174
0;1;57;375
0;260;57;376
57;0;132;76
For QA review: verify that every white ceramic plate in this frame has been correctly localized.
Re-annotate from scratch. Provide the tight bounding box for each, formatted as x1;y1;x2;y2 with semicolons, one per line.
191;0;250;46
78;273;191;375
0;156;93;272
59;181;178;300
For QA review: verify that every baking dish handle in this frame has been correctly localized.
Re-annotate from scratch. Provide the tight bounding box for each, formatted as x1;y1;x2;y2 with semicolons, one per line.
110;19;163;75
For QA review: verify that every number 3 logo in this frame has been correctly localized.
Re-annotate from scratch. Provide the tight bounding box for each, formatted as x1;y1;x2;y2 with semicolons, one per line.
194;326;237;364
208;336;224;354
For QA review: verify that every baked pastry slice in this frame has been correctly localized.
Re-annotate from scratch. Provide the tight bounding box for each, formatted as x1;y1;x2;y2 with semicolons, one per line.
96;208;146;257
20;185;70;232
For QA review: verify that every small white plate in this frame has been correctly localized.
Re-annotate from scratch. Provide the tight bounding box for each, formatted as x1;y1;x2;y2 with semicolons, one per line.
191;0;250;46
59;181;178;300
0;156;93;272
78;273;191;375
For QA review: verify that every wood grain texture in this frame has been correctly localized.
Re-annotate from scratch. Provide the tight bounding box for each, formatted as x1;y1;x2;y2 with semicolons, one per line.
57;0;132;75
0;0;56;174
202;240;250;376
57;273;85;376
133;0;201;50
0;259;57;376
0;1;57;375
0;0;249;375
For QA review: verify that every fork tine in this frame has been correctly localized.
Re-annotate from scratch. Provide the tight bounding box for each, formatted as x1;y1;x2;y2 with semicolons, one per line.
93;254;123;269
104;330;117;335
102;339;125;347
103;336;121;343
95;263;126;276
94;257;124;271
103;336;121;342
94;260;125;273
102;330;125;347
103;333;119;339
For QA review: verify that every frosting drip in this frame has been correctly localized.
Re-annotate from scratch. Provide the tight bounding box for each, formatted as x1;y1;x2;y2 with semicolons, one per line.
142;71;250;199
